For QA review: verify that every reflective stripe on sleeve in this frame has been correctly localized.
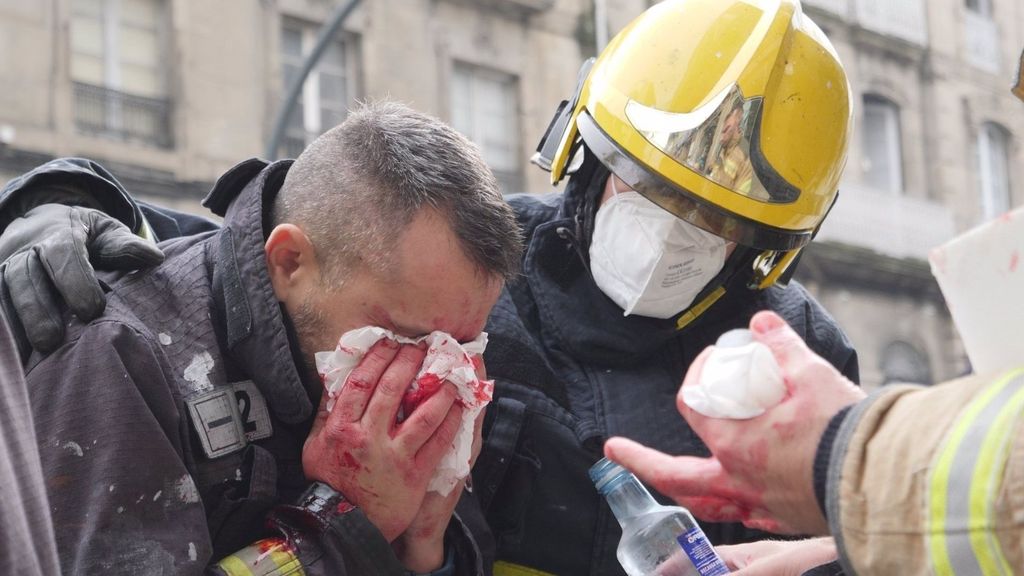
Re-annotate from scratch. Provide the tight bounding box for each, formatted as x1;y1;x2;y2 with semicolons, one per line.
928;368;1024;576
215;538;305;576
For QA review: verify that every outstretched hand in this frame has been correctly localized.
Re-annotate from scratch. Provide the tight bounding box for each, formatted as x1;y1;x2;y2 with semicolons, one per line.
605;311;865;535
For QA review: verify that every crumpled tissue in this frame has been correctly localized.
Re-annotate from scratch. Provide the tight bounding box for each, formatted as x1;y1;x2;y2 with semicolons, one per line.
314;327;493;495
682;329;785;419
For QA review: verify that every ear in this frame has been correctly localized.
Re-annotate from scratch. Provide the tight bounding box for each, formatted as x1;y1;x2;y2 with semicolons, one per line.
265;224;319;303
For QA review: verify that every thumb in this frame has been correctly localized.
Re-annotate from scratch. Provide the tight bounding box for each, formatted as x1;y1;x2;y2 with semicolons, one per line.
749;311;814;379
87;211;165;269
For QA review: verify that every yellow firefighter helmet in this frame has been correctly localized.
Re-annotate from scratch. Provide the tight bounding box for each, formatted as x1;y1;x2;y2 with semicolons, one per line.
535;0;852;290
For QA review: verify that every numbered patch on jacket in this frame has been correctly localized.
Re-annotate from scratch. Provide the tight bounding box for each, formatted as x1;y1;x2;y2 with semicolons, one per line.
230;380;273;442
187;381;273;459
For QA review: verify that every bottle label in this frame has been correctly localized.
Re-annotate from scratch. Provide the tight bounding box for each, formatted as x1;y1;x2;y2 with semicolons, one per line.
676;528;730;576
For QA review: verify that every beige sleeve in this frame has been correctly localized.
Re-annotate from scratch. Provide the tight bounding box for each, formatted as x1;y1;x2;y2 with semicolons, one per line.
827;371;1024;575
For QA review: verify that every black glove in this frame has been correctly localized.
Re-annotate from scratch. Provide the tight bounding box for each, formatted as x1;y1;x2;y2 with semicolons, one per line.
0;204;164;355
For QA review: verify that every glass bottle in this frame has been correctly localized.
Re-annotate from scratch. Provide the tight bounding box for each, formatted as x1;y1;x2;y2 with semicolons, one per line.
590;458;729;576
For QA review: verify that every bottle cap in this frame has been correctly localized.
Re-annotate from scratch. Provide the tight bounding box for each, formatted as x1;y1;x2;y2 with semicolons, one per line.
590;457;629;494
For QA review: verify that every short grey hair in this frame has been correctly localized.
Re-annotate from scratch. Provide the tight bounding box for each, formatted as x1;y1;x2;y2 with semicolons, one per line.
272;100;523;286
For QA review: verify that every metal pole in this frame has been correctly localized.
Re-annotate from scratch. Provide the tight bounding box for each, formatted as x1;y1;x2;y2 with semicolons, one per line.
265;0;363;159
594;0;609;54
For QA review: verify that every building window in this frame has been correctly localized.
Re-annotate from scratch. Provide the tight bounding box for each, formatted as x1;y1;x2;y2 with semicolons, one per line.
70;0;171;148
861;95;904;194
978;122;1012;220
966;0;993;17
450;63;522;194
881;341;931;385
964;0;1000;72
279;20;359;159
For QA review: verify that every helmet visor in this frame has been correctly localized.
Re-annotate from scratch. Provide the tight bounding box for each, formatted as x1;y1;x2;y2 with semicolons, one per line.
626;82;799;205
578;110;811;251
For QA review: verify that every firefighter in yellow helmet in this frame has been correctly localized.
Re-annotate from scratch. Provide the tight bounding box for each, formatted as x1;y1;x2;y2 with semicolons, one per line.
605;49;1024;576
535;0;853;325
475;1;859;574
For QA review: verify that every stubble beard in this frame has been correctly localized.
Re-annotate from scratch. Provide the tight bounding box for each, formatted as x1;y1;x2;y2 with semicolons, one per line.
291;292;329;377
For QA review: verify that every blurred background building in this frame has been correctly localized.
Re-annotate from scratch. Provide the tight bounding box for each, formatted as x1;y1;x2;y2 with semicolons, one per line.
0;0;1021;389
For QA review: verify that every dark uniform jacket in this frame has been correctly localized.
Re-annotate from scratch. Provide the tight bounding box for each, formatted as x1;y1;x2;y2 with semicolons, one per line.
6;159;488;575
470;181;859;575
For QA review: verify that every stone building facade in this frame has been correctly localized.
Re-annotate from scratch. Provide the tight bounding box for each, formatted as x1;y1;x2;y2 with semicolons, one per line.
799;0;1024;388
0;0;647;211
0;0;1021;388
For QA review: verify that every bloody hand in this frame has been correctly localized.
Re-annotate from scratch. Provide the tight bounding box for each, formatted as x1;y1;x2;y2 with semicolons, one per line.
302;339;465;541
391;353;487;572
605;311;865;535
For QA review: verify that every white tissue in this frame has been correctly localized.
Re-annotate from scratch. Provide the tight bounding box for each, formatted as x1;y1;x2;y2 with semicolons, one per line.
682;330;785;419
314;327;493;495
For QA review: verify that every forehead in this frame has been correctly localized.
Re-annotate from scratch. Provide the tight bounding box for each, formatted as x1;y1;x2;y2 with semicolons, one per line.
367;278;501;343
361;209;503;341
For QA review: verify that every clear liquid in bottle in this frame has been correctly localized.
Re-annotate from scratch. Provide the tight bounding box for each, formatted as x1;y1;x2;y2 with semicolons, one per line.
591;458;729;576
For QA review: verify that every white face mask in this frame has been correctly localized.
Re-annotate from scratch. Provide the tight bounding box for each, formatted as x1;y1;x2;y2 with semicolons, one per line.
589;183;728;319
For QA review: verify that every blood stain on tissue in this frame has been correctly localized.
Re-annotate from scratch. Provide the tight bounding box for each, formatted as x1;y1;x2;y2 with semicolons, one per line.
1010;250;1019;272
402;373;445;416
470;379;493;404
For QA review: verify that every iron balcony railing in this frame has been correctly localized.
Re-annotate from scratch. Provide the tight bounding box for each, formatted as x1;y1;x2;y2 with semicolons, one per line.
73;82;173;148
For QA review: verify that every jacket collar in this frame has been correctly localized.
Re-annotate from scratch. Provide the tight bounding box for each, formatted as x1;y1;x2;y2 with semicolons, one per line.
206;159;314;424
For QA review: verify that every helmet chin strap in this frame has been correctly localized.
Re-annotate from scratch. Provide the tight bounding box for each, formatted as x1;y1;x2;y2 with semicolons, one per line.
673;245;759;332
675;286;727;331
